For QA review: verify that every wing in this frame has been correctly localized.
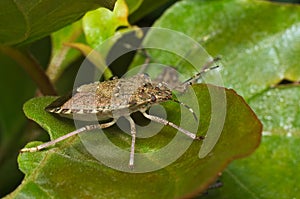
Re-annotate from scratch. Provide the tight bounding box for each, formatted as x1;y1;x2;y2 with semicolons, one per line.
45;81;116;121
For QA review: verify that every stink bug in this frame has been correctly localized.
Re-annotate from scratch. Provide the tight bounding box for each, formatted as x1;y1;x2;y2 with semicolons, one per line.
20;55;219;168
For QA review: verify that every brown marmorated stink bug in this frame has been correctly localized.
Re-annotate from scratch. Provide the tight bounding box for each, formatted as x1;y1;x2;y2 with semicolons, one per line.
20;57;219;168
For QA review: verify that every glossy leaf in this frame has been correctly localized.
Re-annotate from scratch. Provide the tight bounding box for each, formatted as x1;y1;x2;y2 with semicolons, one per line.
0;0;116;45
250;85;300;136
220;135;300;199
142;0;300;198
201;85;300;198
10;84;261;198
82;0;129;48
151;0;300;100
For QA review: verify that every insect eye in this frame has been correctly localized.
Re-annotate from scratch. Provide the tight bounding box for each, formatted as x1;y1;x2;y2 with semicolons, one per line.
143;73;150;77
151;94;156;102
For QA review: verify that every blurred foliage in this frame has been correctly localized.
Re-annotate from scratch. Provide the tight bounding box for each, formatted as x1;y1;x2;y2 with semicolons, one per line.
0;0;299;198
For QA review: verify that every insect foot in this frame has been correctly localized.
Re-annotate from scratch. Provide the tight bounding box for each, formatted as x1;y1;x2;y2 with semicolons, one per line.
20;146;39;153
20;74;203;169
195;135;205;140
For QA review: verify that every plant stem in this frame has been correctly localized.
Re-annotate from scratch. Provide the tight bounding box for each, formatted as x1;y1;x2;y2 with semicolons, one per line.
0;46;57;95
64;42;113;80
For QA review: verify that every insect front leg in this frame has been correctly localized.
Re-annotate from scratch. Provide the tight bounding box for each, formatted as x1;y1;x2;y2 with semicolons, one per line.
20;119;117;153
141;111;204;140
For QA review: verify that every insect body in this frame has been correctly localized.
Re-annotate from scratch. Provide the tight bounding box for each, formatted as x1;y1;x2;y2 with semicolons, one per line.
20;73;204;168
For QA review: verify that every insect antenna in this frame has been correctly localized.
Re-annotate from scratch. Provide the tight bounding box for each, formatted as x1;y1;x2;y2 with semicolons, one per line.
171;98;198;122
182;65;220;86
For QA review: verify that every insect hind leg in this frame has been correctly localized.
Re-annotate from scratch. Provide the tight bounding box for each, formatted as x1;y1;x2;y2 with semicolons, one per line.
125;116;137;169
20;119;117;153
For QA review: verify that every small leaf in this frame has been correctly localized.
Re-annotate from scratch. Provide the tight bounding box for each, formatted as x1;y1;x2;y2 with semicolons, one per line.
12;84;261;198
83;0;130;48
0;0;117;45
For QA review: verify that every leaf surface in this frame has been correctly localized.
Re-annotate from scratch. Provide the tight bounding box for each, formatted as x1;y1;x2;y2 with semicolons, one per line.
11;84;261;198
0;0;116;45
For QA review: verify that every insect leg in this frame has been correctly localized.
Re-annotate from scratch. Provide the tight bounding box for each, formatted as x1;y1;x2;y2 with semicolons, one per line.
141;111;204;140
125;116;136;168
20;119;117;153
171;98;198;121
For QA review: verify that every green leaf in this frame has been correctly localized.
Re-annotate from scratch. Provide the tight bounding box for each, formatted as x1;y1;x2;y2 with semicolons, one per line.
207;135;300;198
125;0;143;14
0;0;117;45
204;86;300;198
82;0;130;49
250;85;300;136
152;0;300;100
11;84;261;198
0;51;35;196
47;21;85;83
128;0;176;23
0;54;35;143
143;0;300;198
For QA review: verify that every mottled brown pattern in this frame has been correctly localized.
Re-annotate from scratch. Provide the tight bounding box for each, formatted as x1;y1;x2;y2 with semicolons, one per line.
46;74;172;121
